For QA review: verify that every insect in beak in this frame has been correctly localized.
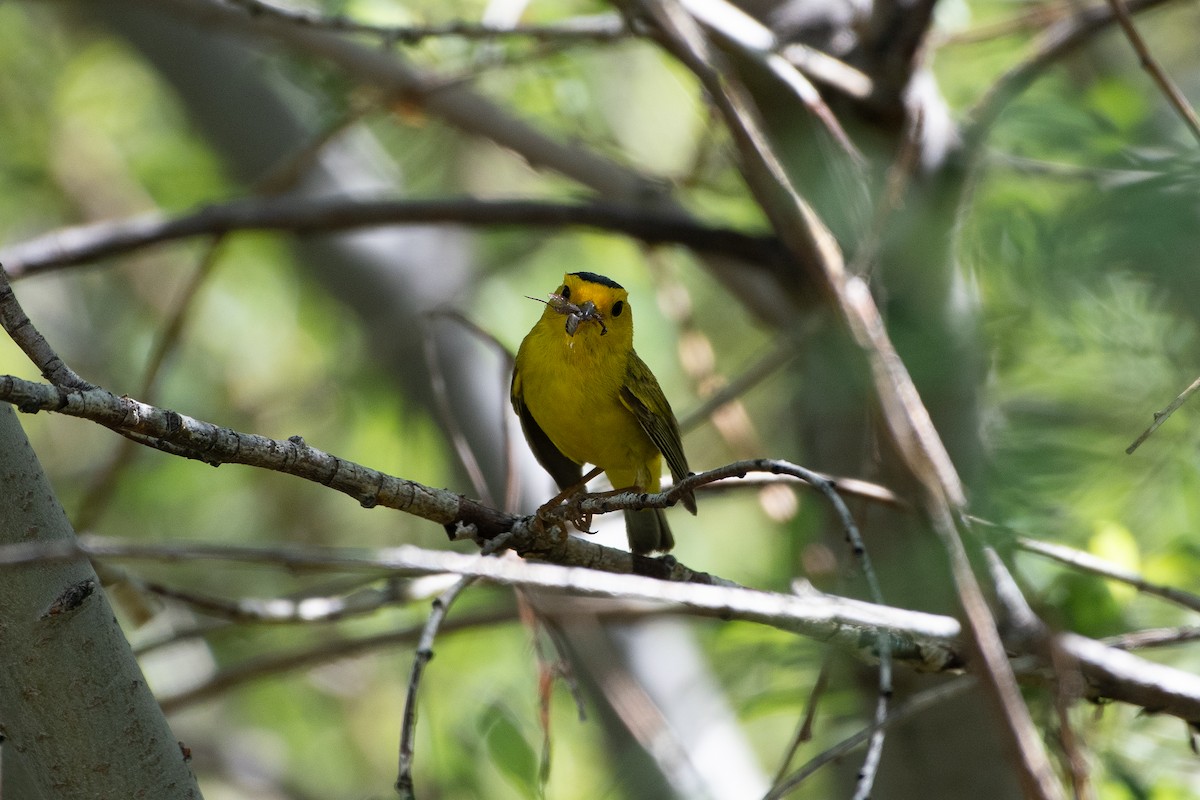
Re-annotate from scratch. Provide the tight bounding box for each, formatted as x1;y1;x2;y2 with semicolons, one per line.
527;294;608;336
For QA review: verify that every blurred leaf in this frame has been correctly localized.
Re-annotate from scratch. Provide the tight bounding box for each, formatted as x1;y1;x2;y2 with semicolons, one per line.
479;702;541;798
1089;520;1141;603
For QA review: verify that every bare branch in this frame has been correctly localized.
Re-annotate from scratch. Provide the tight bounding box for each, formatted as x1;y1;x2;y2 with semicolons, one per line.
0;268;95;389
0;373;904;583
225;0;632;45
1058;632;1200;727
678;0;865;164
0;196;780;279
765;677;978;799
397;576;474;798
1104;626;1200;650
160;606;513;713
631;1;1062;794
4;535;1199;726
131;572;456;625
965;0;1177;154
0;534;965;670
124;0;667;203
1126;374;1200;453
1013;535;1200;615
1103;0;1200;145
0;372;517;535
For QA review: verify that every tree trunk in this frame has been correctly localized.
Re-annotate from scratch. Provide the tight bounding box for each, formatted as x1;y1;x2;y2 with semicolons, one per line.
0;405;203;799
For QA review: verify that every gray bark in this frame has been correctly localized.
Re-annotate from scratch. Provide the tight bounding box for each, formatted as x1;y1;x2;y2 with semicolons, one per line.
0;404;203;799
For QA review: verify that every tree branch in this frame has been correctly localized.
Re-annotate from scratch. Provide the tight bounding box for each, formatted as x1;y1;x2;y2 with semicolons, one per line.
0;375;899;584
0;534;964;670
631;3;1063;797
159;606;514;713
3;534;1198;728
224;0;632;45
396;577;474;798
965;0;1178;154
1103;0;1200;145
0;268;95;389
1126;374;1200;454
0;196;781;280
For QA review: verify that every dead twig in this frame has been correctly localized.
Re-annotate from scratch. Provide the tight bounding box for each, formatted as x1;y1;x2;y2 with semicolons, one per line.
1126;375;1200;453
396;576;475;798
1103;0;1200;146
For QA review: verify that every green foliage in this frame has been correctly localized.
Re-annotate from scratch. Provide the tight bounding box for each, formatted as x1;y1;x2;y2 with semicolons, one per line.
4;0;1200;797
480;703;542;797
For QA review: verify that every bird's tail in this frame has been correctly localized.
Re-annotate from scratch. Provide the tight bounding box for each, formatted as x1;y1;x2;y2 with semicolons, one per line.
624;507;674;555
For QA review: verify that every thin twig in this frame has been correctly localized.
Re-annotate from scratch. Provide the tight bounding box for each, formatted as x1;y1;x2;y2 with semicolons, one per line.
1126;374;1200;453
225;0;633;45
74;237;226;531
135;574;460;626
939;3;1075;47
965;0;1177;154
764;676;978;799
1103;625;1200;650
396;576;474;798
677;337;798;432
0;267;95;390
1049;640;1096;800
1103;0;1200;145
160;605;509;714
694;472;910;510
130;574;442;657
425;308;522;513
769;654;832;788
421;323;495;506
1013;534;1200;614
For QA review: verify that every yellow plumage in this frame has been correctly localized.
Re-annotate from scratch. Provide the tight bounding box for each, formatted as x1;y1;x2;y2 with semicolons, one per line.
511;272;696;554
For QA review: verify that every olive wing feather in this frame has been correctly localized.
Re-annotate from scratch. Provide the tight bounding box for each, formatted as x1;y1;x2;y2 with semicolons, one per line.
620;354;697;514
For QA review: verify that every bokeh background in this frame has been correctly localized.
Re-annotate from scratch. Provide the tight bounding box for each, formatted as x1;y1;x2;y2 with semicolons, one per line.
2;0;1200;797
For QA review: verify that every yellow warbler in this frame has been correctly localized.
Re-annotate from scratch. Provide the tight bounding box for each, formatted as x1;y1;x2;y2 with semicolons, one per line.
511;271;696;554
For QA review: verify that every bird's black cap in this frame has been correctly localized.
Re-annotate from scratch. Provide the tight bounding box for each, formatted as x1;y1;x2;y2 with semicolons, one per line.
570;272;624;290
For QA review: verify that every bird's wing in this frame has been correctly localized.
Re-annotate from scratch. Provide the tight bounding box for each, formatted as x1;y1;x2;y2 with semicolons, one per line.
620;354;697;514
511;369;583;491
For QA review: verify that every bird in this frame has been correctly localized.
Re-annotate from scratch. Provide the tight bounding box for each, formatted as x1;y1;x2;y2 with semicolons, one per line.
511;271;696;555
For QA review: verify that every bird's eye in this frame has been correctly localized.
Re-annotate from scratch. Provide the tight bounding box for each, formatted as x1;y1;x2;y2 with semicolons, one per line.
559;285;570;300
612;300;624;317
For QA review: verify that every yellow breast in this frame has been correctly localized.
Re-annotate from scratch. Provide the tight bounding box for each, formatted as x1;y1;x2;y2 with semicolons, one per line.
515;320;662;491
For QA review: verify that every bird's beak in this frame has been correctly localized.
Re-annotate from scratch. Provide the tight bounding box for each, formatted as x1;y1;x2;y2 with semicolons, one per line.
564;300;607;337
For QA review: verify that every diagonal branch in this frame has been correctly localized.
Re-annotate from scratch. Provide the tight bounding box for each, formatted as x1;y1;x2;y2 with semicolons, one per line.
1126;374;1200;453
965;0;1178;155
123;0;666;203
396;576;474;798
0;268;95;389
631;2;1063;797
1103;0;1200;145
